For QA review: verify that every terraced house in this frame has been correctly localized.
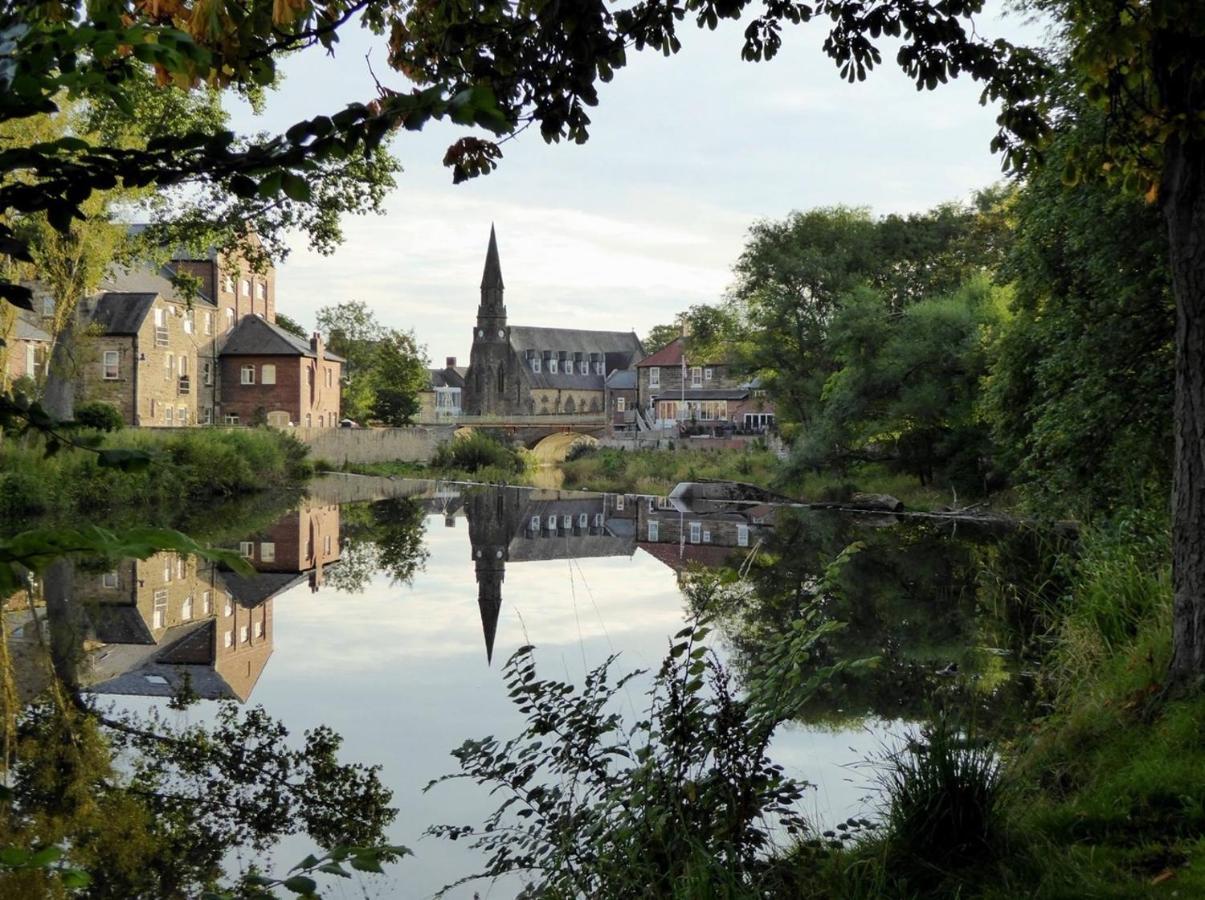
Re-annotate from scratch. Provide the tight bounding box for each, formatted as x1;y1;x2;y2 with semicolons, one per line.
74;229;340;427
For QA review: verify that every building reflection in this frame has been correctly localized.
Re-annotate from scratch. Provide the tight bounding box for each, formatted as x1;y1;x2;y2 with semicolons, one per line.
462;485;779;663
80;502;341;702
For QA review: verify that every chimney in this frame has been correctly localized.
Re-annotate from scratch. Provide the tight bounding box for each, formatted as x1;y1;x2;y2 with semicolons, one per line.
446;356;457;369
310;331;323;361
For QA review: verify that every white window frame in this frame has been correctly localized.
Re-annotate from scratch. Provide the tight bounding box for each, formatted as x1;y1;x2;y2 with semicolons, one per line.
224;630;234;648
224;413;239;425
223;598;233;617
203;360;212;386
562;515;571;529
579;359;588;374
240;365;255;385
690;521;702;544
240;625;249;643
152;589;167;629
201;406;213;425
616;495;625;511
547;514;557;530
255;620;265;638
183;309;194;334
261;364;276;385
260;542;275;562
205;312;213;335
202;590;212;615
101;571;119;589
531;355;541;373
181;594;193;621
164;352;174;381
647;520;659;541
226;308;235;330
549;358;558;374
102;351;119;380
324;534;332;554
165;406;174;426
704;367;713;381
616;396;626;412
649;367;660;388
594;360;604;375
530;515;541;531
239;541;254;558
578;513;588;528
240;278;250;297
256;281;267;301
690;367;703;388
593;513;603;527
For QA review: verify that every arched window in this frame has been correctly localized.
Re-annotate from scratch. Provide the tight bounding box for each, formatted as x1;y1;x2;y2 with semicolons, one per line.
497;363;505;395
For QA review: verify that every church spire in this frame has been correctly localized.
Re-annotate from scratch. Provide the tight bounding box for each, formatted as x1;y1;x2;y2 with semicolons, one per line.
481;223;504;291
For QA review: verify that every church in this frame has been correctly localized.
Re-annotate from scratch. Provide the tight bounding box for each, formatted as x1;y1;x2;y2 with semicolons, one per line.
463;227;645;417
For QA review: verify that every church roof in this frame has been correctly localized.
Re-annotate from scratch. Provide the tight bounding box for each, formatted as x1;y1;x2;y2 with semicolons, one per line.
509;325;642;356
481;224;504;290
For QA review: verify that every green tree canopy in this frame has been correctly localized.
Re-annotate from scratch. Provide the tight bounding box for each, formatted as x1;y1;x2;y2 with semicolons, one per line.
370;329;429;426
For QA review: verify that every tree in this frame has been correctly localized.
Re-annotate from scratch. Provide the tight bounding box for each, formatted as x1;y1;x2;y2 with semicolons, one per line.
275;311;308;338
370;329;429;426
316;301;385;422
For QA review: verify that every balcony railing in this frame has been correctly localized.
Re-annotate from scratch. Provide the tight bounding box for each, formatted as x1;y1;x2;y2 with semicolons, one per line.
177;376;190;395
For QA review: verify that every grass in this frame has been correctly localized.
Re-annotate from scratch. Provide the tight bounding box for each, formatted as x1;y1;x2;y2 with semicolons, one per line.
0;427;312;529
558;446;782;495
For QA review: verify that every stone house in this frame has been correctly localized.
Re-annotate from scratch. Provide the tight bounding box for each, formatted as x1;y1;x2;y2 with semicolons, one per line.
636;500;776;575
418;357;467;422
604;368;638;433
463;227;644;417
635;336;776;432
218;315;343;427
2;313;51;389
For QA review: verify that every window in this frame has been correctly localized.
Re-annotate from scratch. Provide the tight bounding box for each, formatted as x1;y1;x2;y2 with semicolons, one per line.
595;361;604;375
318;414;324;428
224;598;233;617
702;529;711;543
205;312;213;335
203;360;212;386
649;368;660;388
579;360;588;374
102;350;119;380
165;406;174;426
101;571;119;589
547;515;557;530
165;352;173;381
705;367;713;381
261;364;276;385
226;308;235;330
179;407;189;426
224;413;239;425
256;282;266;301
324;534;332;554
163;557;173;585
240;625;249;643
183;309;194;334
181;594;193;621
240;278;250;297
178;355;188;377
531;355;541;373
305;413;312;427
255;620;265;638
260;542;275;562
647;520;659;541
222;274;234;293
202;590;212;615
326;367;333;387
150;399;157;418
153;589;167;629
549;357;558;374
593;513;603;527
240;365;255;385
224;630;234;648
616;495;625;511
42;296;54;317
177;555;186;579
201;406;213;425
578;513;588;528
616;397;626;412
737;524;750;547
690;367;703;387
562;515;571;529
690;521;702;543
239;541;254;558
531;515;541;531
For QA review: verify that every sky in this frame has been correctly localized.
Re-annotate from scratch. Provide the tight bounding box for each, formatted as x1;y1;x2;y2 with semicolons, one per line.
225;5;1045;363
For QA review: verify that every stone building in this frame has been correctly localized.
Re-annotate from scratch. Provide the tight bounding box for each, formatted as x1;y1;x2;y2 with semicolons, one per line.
635;336;775;432
418;357;467;422
463;227;644;417
1;313;51;389
218;315;343;427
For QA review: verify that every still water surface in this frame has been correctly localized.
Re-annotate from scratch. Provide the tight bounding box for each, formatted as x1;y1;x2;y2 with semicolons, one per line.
82;475;1051;897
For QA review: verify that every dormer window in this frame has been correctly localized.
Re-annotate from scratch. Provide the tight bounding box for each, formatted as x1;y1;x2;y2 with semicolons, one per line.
549;357;558;374
595;360;604;375
547;514;557;530
579;359;588;375
531;354;541;374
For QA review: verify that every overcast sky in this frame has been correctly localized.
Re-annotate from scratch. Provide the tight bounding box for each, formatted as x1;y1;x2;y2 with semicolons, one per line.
225;5;1044;363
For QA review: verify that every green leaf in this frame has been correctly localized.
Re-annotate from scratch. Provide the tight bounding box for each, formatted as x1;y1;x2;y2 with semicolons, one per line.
280;173;312;202
60;869;91;888
282;874;317;894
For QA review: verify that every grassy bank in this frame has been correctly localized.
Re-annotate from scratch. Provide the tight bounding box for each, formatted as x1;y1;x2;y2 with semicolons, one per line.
329;429;531;484
0;427;312;527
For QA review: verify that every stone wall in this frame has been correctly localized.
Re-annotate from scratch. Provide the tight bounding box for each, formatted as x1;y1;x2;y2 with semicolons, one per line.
294;425;455;465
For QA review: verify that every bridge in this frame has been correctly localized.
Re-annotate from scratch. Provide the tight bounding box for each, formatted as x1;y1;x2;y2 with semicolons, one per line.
434;414;610;461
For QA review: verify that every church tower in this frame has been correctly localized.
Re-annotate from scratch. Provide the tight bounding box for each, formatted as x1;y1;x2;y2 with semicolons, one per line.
465;225;512;415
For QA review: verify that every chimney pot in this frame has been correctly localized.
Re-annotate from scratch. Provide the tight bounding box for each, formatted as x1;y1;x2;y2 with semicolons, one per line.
446;356;457;368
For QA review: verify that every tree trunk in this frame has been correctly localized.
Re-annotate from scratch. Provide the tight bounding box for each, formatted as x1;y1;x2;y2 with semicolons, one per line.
1163;134;1205;686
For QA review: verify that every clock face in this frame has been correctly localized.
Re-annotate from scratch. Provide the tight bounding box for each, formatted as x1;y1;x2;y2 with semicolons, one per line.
498;329;505;338
477;329;483;337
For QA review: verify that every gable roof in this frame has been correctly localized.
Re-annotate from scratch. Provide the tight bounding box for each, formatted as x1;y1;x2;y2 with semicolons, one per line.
429;366;467;389
98;262;215;307
509;325;643;357
220;315;345;361
12;315;51;343
636;336;685;367
90;292;158;335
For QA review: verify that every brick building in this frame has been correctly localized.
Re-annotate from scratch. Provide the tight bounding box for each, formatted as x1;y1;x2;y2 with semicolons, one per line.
218;315;343;427
635;336;775;433
1;313;50;389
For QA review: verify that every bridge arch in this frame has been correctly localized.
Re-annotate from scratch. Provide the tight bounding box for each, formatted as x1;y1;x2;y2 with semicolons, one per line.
528;431;598;464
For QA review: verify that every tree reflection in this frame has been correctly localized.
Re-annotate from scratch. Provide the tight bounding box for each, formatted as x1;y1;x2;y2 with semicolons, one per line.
326;498;430;593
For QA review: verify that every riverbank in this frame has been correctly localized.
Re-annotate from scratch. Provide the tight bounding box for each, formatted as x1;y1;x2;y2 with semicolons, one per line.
0;427;312;528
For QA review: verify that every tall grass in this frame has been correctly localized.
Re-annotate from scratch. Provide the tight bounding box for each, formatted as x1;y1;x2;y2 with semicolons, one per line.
0;427;312;527
430;430;527;476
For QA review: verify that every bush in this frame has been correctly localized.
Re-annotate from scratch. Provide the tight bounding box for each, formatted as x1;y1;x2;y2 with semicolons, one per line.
432;431;526;475
72;402;124;432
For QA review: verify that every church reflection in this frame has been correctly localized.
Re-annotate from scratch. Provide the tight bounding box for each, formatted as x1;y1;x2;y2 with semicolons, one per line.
79;502;341;702
462;484;779;663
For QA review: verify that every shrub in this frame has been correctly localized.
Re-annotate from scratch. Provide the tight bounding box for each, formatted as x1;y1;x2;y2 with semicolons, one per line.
73;402;124;432
563;439;596;462
432;431;525;475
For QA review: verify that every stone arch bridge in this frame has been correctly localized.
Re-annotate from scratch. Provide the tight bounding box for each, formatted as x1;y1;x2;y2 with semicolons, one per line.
452;414;608;462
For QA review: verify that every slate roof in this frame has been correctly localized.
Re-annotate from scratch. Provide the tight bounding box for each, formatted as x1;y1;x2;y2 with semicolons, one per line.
87;603;156;645
98;262;215;306
217;569;307;607
429;366;467;389
89;293;158;335
220;315;345;362
12;315;50;343
605;369;637;390
509;325;642;358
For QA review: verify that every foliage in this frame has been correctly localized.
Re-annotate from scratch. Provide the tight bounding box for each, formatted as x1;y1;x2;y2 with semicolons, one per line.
369;329;429;426
202;845;412;900
559;447;781;495
793;277;1006;492
327;498;430;591
981;108;1173;515
71;401;123;433
431;431;526;476
426;619;861;898
274;312;308;338
874;718;1010;887
0;427;311;526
